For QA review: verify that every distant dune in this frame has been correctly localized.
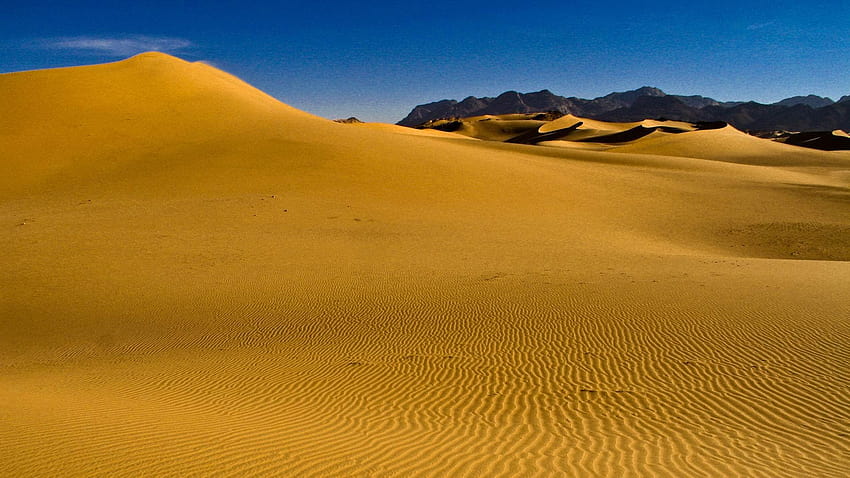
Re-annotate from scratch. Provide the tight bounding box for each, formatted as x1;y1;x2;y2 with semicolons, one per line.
2;53;850;477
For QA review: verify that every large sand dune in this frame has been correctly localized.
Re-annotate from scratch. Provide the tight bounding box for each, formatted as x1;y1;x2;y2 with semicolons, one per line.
2;53;850;477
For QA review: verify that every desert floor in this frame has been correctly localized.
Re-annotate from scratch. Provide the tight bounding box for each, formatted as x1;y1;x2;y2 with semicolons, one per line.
2;53;849;477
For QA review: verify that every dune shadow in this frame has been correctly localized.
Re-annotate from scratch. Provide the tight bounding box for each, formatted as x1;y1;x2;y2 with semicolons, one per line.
505;121;583;144
782;132;850;151
576;125;674;143
694;121;728;131
426;120;463;132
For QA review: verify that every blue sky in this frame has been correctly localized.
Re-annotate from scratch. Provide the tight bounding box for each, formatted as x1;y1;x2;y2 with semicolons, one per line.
3;1;849;122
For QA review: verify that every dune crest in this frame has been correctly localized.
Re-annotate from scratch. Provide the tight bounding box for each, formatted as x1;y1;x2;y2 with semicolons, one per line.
613;124;850;165
0;51;330;194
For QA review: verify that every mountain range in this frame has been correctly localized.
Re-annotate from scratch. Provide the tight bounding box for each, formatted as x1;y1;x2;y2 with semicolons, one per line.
398;87;850;132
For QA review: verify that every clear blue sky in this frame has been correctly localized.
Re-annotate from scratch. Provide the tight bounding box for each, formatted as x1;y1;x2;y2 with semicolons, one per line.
3;1;849;122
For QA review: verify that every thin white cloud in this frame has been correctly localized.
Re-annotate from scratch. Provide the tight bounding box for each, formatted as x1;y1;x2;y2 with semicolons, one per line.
747;21;776;31
36;35;192;56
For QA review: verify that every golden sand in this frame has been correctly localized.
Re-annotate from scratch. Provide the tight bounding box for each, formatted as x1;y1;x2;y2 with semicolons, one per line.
2;53;849;477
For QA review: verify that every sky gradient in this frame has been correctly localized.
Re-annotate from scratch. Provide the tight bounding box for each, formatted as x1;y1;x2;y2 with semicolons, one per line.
3;1;849;123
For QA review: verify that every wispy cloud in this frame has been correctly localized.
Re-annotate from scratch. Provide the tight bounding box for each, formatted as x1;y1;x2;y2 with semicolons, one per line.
746;21;776;31
35;35;192;57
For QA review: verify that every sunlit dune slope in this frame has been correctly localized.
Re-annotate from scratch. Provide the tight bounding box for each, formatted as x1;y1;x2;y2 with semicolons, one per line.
1;52;334;194
613;124;850;166
2;54;850;477
539;114;640;134
420;114;549;141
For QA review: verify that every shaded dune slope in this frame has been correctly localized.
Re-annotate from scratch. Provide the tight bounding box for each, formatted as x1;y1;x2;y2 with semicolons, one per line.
2;54;850;477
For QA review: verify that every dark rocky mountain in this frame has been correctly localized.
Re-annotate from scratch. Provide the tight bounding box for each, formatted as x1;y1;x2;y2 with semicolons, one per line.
598;96;708;123
593;86;666;110
397;87;689;126
671;94;725;109
774;95;834;108
703;101;850;131
398;99;464;127
477;90;576;116
398;87;850;132
807;101;850;130
333;117;363;123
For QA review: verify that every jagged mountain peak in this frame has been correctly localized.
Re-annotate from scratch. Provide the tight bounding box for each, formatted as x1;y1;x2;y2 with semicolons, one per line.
398;87;669;126
775;95;835;108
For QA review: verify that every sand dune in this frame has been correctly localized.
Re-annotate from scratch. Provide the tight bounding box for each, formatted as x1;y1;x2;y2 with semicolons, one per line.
2;53;850;477
345;121;478;140
612;125;850;166
539;114;640;134
433;113;701;145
